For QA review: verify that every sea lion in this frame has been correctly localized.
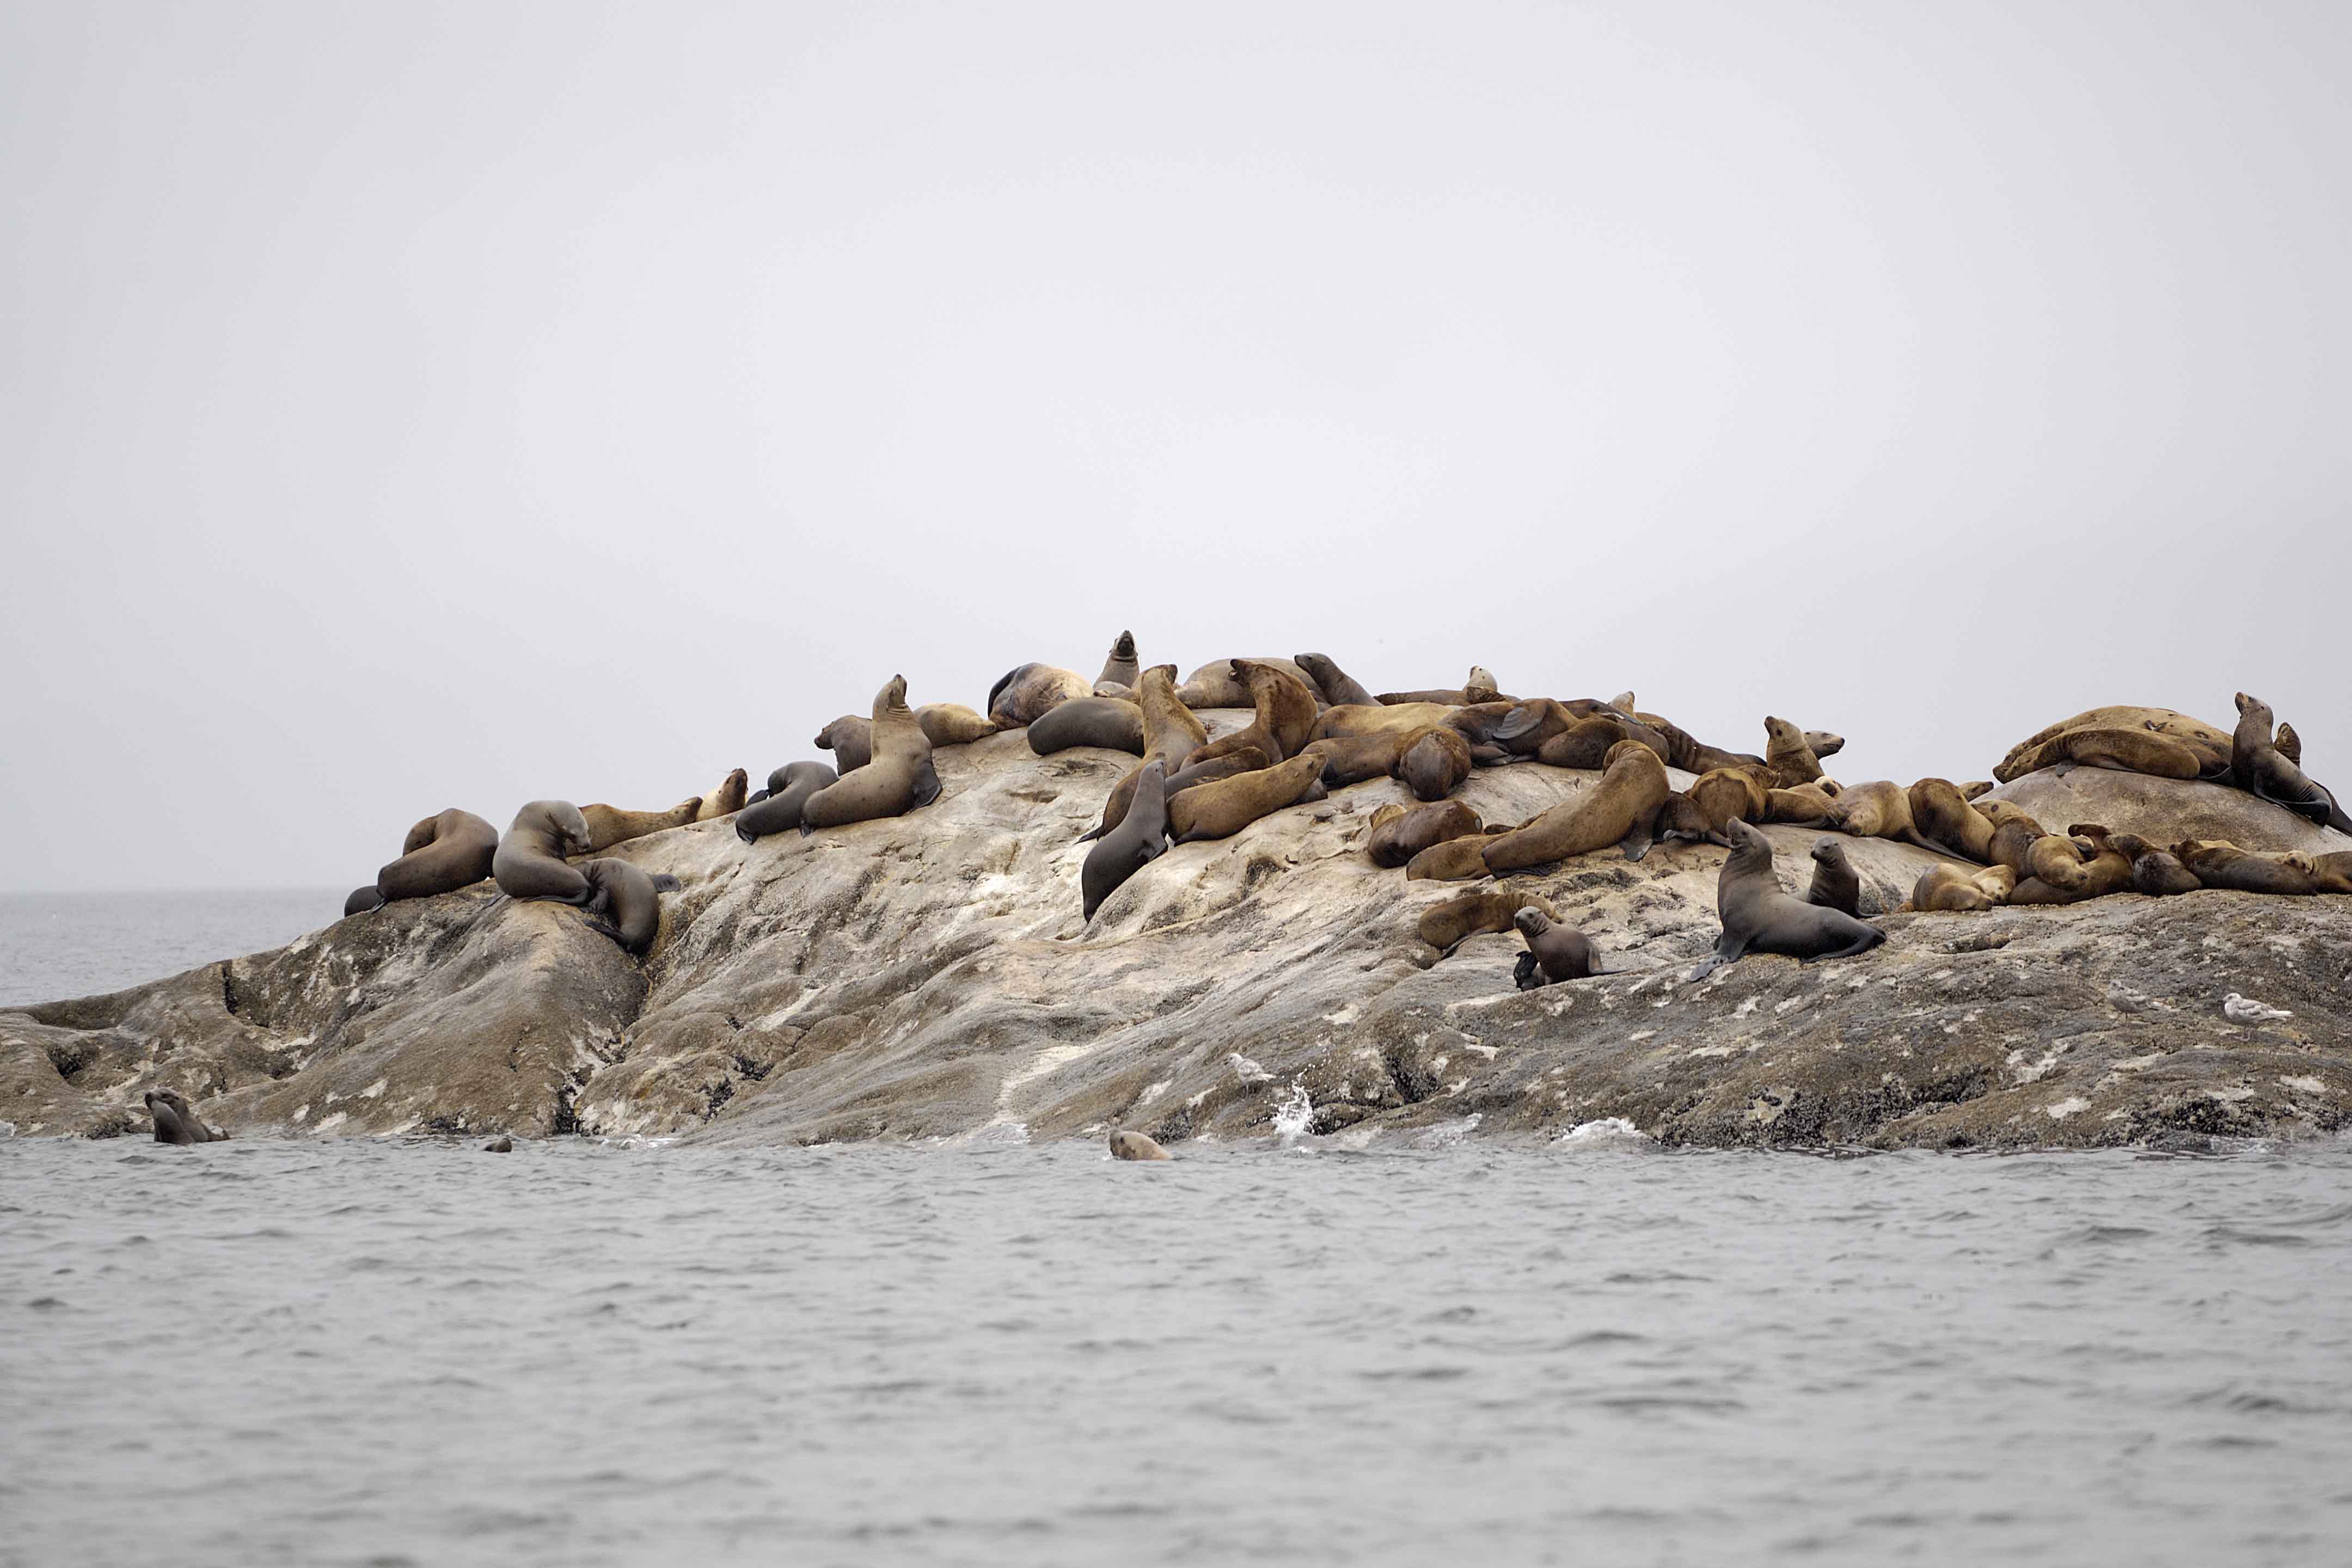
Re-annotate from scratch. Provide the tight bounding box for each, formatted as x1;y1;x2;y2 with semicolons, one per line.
1082;758;1168;920
368;807;500;904
814;716;872;773
1173;657;1325;710
1762;716;1825;788
1975;800;2089;891
1482;740;1672;873
579;795;703;853
1827;780;1961;857
1097;630;1140;691
2277;724;2303;767
1486;697;1601;754
484;1136;513;1153
1535;712;1673;771
1656;768;1769;847
693;769;749;822
2299;850;2352;894
1081;749;1266;843
1185;660;1320;767
2173;838;2318;896
1513;908;1599;984
1405;830;1508;881
735;762;838;842
1108;1129;1172;1161
1763;780;1842;826
1959;781;1994;800
1295;652;1379;708
917;703;1000;748
1027;696;1146;756
343;886;386;916
1166;754;1324;844
1995;707;2234;784
1303;731;1408;788
987;662;1094;728
144;1087;223;1145
2008;825;2134;905
1907;780;1996;863
1367;800;1482;869
1804;836;1863;917
2105;832;2202;896
1807;731;1848;760
1308;701;1462;745
800;676;942;832
1135;664;1209;763
2232;693;2352;831
1912;862;2019;912
580;857;679;954
1397;726;1473;801
494;800;595;903
1416;890;1560;951
1377;666;1504;706
1688;819;1884;981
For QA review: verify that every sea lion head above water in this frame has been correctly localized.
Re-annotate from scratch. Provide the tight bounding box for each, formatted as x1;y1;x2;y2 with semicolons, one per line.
144;1087;222;1145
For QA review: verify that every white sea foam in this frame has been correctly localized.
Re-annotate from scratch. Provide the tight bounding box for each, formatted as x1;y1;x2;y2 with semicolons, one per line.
1554;1116;1654;1148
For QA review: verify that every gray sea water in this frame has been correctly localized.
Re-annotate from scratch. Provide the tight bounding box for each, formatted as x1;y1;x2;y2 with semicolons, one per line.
4;896;2351;1566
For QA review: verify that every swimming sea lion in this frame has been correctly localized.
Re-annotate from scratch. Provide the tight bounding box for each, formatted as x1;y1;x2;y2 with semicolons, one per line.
1173;657;1325;710
144;1087;223;1145
1396;725;1473;801
693;769;749;822
1186;660;1320;767
1907;780;1996;863
987;662;1094;728
1027;696;1146;756
1108;1129;1172;1161
1826;780;1961;857
1083;758;1168;920
2232;693;2352;831
1097;630;1140;691
1166;754;1324;844
579;795;703;853
1995;707;2234;784
1804;836;1863;917
801;676;942;832
1656;768;1769;847
2173;838;2318;895
2008;825;2134;904
917;703;1000;748
368;807;500;904
1689;819;1885;981
494;800;595;903
1367;800;1482;869
1482;740;1671;873
1416;890;1560;951
343;885;386;916
736;762;837;842
814;716;872;773
1513;907;1599;984
1912;862;2018;912
2104;832;2202;896
1295;652;1379;708
580;857;680;954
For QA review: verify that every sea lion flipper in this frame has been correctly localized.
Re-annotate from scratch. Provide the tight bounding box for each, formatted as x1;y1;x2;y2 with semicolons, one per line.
1618;822;1652;862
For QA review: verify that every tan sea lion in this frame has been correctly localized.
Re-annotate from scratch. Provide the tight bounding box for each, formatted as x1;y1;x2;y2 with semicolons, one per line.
1656;768;1768;847
1108;1129;1173;1161
1912;862;2019;912
2104;832;2202;896
1688;819;1884;980
1367;800;1482;869
1763;780;1842;826
494;800;595;903
2299;849;2352;893
2173;838;2318;895
1302;731;1407;788
1405;829;1510;881
917;703;1000;747
1165;754;1324;844
1397;726;1473;801
1097;630;1141;691
579;794;702;853
1082;748;1266;844
371;807;500;903
800;676;942;832
1308;701;1461;745
1826;780;1961;856
2232;693;2351;832
987;662;1094;727
2008;825;2134;904
1483;740;1672;873
1376;666;1506;705
1294;652;1379;708
1762;716;1825;788
693;769;749;822
145;1087;224;1145
1416;890;1559;951
736;762;837;842
1027;696;1146;756
1173;657;1325;710
1804;836;1863;917
1908;779;1996;863
1959;781;1994;800
1186;660;1319;767
1137;664;1208;763
1995;706;2233;784
814;716;872;773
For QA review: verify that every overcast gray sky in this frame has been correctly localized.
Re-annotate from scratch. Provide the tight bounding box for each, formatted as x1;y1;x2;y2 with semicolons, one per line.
3;1;2346;893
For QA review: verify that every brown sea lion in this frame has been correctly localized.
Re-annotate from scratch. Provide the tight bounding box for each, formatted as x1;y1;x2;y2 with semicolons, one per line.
1166;753;1323;843
1294;652;1379;708
1367;800;1482;869
693;769;750;822
1136;664;1208;763
344;885;386;915
1082;749;1266;843
1302;731;1407;788
145;1087;224;1145
1308;701;1461;745
1804;836;1863;917
1483;740;1673;873
1762;716;1825;788
580;857;680;954
1908;779;1996;863
1416;889;1560;951
372;807;500;903
1657;769;1769;847
1995;706;2234;785
1912;862;2019;912
1097;630;1141;691
579;794;702;853
801;676;942;832
918;703;1000;747
1185;660;1320;767
2173;838;2318;896
1406;829;1511;881
1960;781;1994;800
987;662;1094;727
1376;666;1506;706
2298;849;2352;894
1512;908;1600;985
494;800;595;903
1398;726;1473;801
1535;713;1671;771
1763;780;1843;826
2232;693;2351;832
1026;696;1146;756
1108;1129;1173;1161
1827;780;1962;857
1971;801;2090;891
2104;832;2202;896
1082;758;1168;920
2008;826;2134;904
1173;657;1325;710
1486;697;1603;754
736;762;837;842
1688;819;1884;980
814;716;872;773
2276;723;2303;767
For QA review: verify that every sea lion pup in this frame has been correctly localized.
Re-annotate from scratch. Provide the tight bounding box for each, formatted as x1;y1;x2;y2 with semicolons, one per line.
917;703;1000;748
1097;629;1141;691
494;800;595;903
801;676;942;832
2277;723;2303;767
1825;780;1963;857
1804;836;1864;917
1995;706;2234;784
344;885;387;916
1367;800;1483;869
1172;657;1325;710
2173;838;2319;896
1081;749;1266;844
1907;779;1996;863
1108;1129;1173;1161
1165;754;1324;844
693;768;749;822
1397;726;1473;801
735;761;837;842
1417;890;1560;951
1513;907;1600;985
144;1087;224;1146
986;661;1094;728
1481;740;1673;873
1656;768;1769;847
1082;758;1169;920
1295;651;1379;708
2232;692;2352;831
1184;660;1320;767
1912;861;2019;912
1688;819;1884;981
366;807;500;904
2104;832;2202;896
1026;696;1146;756
579;794;703;853
579;857;680;955
2008;825;2135;905
814;715;872;773
1376;665;1505;706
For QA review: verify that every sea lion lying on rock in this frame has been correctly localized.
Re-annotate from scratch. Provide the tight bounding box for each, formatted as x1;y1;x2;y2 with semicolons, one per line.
691;769;749;822
367;807;500;907
2105;832;2202;896
801;676;942;832
736;762;837;842
1185;660;1320;767
1826;780;1963;857
2173;838;2317;895
1417;890;1559;951
1481;741;1670;873
988;662;1094;727
1656;769;1768;847
1377;666;1505;706
579;794;702;853
1173;657;1325;710
1367;800;1482;869
1166;754;1324;844
1976;800;2089;891
145;1087;224;1145
580;858;682;954
2008;824;2135;904
1027;696;1145;756
2232;693;2352;832
1396;726;1473;801
1995;706;2234;785
1081;750;1265;844
1908;779;1996;863
814;716;872;772
1911;862;2018;912
494;801;595;903
1405;825;1512;881
1689;820;1885;981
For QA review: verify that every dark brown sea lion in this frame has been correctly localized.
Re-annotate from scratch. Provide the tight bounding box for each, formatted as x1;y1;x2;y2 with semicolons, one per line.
1082;749;1266;844
1108;1129;1173;1161
736;762;837;842
917;703;1000;748
145;1087;224;1145
1097;630;1141;691
1908;780;1995;863
1027;696;1146;756
693;769;749;822
1397;726;1473;801
1186;660;1320;767
1417;890;1559;950
2173;838;2318;895
580;857;681;954
2232;693;2351;832
1083;758;1168;921
1657;769;1769;847
1995;707;2234;784
1912;862;2018;912
1295;652;1379;708
1513;908;1598;984
801;676;942;832
814;716;872;773
2277;724;2303;767
1804;836;1863;917
1405;830;1508;881
1533;712;1673;771
1689;819;1884;980
1483;741;1671;872
2104;832;2202;896
579;795;702;853
494;801;595;903
1367;800;1482;869
370;808;500;904
1166;754;1324;844
987;662;1094;727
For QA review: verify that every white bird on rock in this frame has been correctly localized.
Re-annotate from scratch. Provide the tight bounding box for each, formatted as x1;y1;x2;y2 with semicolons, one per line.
2224;993;2294;1022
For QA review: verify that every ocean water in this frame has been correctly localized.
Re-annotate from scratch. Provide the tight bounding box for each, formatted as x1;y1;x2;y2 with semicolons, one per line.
4;897;2351;1567
0;889;344;1008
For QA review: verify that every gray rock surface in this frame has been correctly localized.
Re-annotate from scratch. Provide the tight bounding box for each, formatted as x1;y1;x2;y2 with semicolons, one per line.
6;733;2350;1149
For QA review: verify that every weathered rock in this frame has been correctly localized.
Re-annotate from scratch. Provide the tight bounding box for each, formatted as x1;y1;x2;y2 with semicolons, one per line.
5;734;2351;1150
1984;768;2352;856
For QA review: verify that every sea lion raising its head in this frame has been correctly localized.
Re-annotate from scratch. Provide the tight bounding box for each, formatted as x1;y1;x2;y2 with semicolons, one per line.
2232;693;2352;832
1804;836;1863;917
145;1087;224;1145
1513;908;1600;985
1108;1129;1173;1161
1294;652;1379;708
494;801;595;904
1689;820;1884;981
801;676;943;832
1097;630;1141;692
814;716;872;773
693;769;749;822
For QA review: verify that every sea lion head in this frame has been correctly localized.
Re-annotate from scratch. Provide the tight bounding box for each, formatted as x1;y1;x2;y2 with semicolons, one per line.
553;801;592;854
1111;630;1135;659
1809;835;1850;868
1512;907;1554;939
1804;730;1847;758
875;675;910;717
1466;666;1499;698
1723;817;1774;867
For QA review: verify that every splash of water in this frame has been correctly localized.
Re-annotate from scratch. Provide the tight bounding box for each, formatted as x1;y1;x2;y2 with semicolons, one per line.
1272;1080;1314;1143
1554;1116;1654;1149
